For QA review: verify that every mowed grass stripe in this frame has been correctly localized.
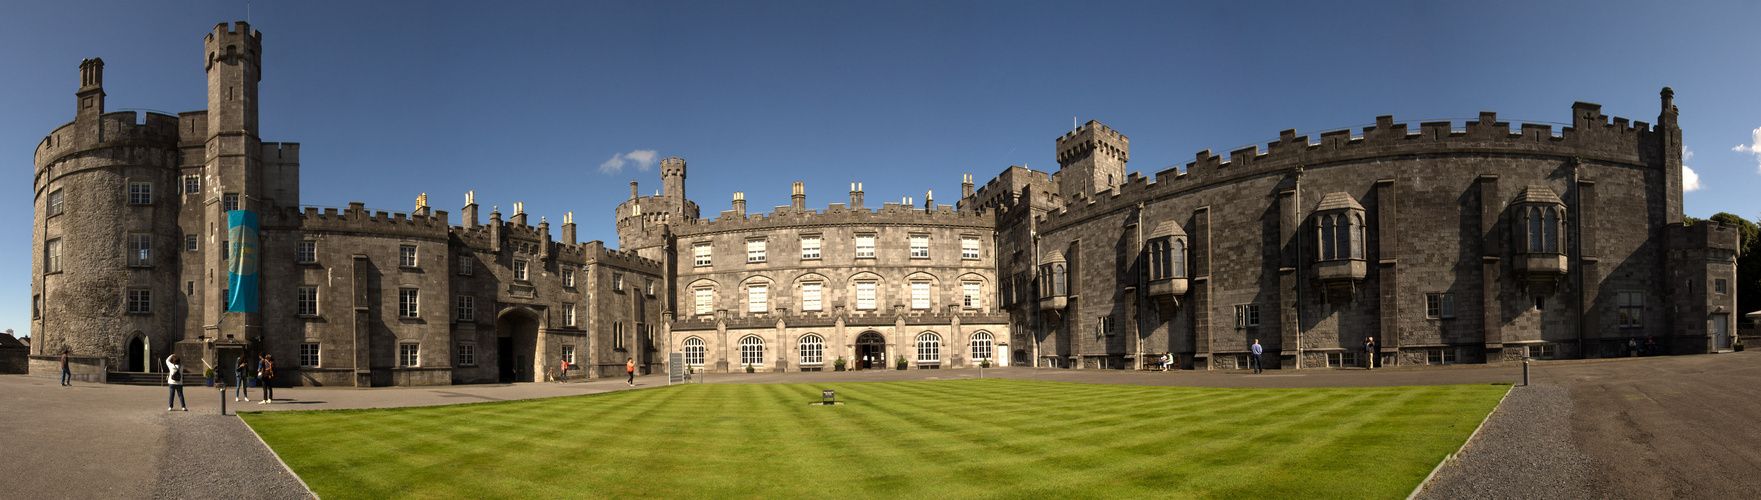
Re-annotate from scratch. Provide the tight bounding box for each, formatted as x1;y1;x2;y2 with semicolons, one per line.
241;379;1508;499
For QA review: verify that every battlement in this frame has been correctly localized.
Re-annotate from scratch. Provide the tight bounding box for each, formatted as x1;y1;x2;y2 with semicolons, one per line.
1035;102;1675;232
204;21;262;47
35;111;182;171
1667;220;1740;253
1056;120;1130;164
279;203;450;240
262;142;299;163
671;198;992;238
660;157;686;175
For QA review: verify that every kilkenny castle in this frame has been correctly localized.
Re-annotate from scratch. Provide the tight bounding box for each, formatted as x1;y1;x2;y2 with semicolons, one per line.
27;21;1738;387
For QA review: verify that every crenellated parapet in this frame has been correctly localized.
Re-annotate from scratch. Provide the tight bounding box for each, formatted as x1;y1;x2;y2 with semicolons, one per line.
1035;103;1677;233
276;203;450;240
672;200;994;237
35;111;183;174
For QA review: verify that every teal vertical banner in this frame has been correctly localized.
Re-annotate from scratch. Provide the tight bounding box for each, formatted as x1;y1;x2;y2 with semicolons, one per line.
226;210;260;313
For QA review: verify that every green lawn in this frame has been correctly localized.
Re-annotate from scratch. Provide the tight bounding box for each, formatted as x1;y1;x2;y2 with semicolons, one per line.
242;379;1508;499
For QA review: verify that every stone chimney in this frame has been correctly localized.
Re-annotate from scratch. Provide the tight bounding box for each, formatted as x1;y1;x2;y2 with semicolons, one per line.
961;174;974;198
462;190;479;228
510;202;527;226
791;182;806;211
562;211;577;245
732;192;747;217
850;182;864;209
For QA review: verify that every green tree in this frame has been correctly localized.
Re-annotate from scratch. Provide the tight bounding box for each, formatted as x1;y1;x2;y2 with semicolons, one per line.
1709;212;1761;315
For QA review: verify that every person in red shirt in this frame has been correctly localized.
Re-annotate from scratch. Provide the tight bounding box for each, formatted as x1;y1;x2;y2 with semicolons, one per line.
625;358;636;386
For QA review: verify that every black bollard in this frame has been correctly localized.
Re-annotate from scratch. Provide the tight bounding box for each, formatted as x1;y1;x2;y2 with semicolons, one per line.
1522;358;1530;387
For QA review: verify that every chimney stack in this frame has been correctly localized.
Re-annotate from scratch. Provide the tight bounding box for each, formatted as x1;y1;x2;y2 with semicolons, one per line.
850;182;864;209
791;182;806;211
462;190;479;228
562;211;577;245
961;174;974;198
733;192;747;217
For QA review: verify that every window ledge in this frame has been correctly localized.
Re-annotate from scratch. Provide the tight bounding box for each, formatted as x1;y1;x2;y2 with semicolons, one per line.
298;314;321;319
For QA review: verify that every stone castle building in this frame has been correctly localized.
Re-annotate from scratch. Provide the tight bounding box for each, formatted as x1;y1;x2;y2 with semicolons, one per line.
27;22;1739;386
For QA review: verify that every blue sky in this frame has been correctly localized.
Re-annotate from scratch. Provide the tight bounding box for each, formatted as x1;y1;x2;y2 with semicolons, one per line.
3;1;1759;337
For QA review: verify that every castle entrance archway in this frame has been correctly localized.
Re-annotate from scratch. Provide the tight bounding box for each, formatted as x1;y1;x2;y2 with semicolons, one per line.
855;331;886;370
126;336;145;372
496;308;541;383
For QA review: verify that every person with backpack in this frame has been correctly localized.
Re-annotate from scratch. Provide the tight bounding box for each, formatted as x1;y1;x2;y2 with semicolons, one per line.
234;357;251;402
257;354;275;404
166;354;188;411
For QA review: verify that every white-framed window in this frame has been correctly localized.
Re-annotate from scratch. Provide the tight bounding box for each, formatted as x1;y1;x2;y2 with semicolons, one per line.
128;233;151;267
747;239;766;263
184;234;196;252
683;337;705;366
970;331;994;362
562;345;576;365
856;281;877;310
1617;291;1643;328
562;267;575;287
44;238;61;273
1527;344;1557;359
916;332;941;363
1426;293;1455;319
1098;315;1116;336
563;302;576;326
801;236;821;260
799;334;824;365
223;193;239;212
739;336;764;366
458;255;473;275
128;181;152;205
513;260;528;280
694;288;713;315
399;343;419;367
645;279;655;296
694;243;712;267
297;286;318;316
910;235;929;259
855;235;875;258
299;343;320;368
613;273;625;291
183;175;199;195
297;241;315;263
911;281;931;309
748;285;768;313
1234;304;1260;328
398;288;419;318
456;295;475;322
457;343;476;366
126;289;152;314
1327;351;1359;368
399;245;418;267
1716;279;1728;294
962;236;980;260
963;282;981;309
47;189;64;216
802;283;822;311
1427;348;1459;365
613;322;626;350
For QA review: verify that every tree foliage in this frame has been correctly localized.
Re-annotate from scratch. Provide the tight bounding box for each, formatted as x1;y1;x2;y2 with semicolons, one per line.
1709;212;1761;315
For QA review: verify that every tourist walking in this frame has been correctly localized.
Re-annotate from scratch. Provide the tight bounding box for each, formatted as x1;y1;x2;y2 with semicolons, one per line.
558;357;570;383
1250;339;1263;373
166;354;187;411
626;358;636;386
234;357;250;402
257;354;275;404
60;349;71;386
1364;337;1378;370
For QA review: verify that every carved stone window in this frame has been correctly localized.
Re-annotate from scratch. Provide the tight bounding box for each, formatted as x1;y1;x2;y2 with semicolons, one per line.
1145;221;1189;302
1512;185;1568;282
1313;192;1367;287
1037;251;1068;313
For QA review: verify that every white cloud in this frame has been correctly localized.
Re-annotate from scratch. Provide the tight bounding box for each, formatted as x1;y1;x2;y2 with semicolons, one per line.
1733;127;1761;175
1682;165;1702;192
597;149;661;174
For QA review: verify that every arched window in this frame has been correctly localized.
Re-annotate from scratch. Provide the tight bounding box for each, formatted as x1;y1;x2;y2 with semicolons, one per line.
1528;207;1543;253
1543;208;1559;253
1052;264;1066;296
682;337;705;366
799;334;824;365
1320;215;1336;260
916;332;941;363
1171;238;1187;278
970;332;994;362
739;336;764;366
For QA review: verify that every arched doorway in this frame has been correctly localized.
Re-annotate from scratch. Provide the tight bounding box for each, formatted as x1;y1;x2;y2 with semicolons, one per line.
496;309;540;383
855;331;886;370
127;335;145;372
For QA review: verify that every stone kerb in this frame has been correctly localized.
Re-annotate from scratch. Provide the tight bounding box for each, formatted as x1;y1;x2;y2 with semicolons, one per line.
1038;105;1668;233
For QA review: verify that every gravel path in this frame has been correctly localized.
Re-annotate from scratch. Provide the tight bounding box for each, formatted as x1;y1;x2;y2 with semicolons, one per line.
152;409;312;500
1414;383;1596;500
